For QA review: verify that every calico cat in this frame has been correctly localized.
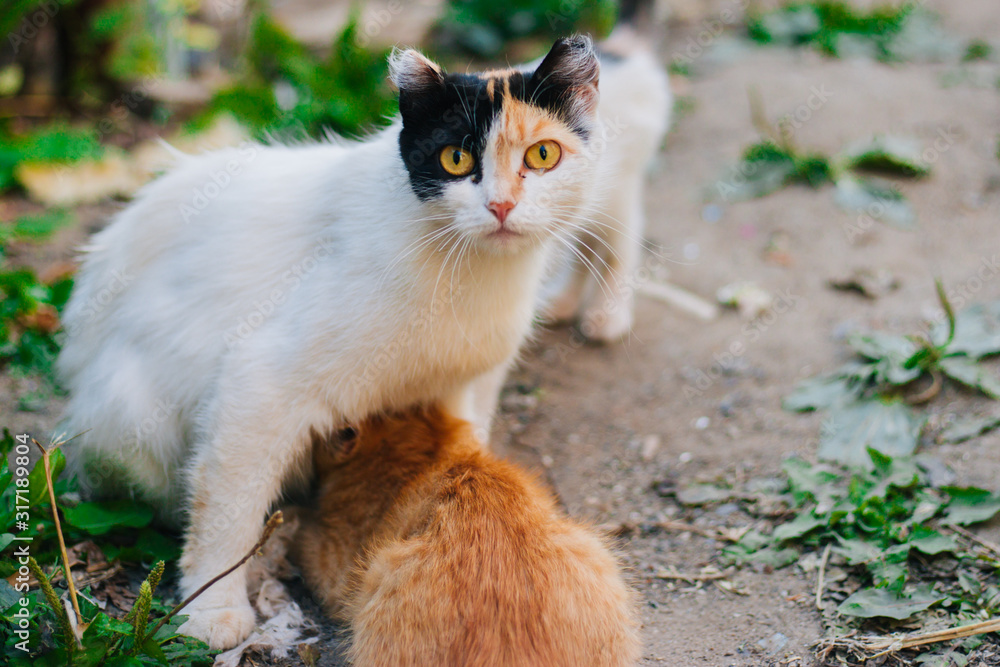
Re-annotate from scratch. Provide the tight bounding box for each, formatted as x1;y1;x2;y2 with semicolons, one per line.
293;405;640;667
55;31;668;648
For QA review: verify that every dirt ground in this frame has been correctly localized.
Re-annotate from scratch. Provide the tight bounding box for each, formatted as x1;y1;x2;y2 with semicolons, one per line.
4;0;1000;665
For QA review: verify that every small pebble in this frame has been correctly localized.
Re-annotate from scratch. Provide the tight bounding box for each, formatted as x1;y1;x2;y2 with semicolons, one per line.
641;435;661;461
679;452;693;463
701;203;723;223
695;416;710;430
757;632;789;655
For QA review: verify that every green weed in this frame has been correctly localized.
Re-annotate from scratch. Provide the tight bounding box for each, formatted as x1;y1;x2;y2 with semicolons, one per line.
195;14;396;141
725;449;1000;664
785;285;1000;467
439;0;617;57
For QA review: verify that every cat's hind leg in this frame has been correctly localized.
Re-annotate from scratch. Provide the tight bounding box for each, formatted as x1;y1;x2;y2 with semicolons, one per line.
581;180;645;343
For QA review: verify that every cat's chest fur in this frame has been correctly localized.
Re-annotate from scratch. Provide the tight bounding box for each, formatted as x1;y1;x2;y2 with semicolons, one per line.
300;236;546;421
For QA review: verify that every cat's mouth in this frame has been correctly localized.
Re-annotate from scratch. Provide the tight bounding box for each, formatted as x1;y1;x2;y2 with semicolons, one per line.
483;227;530;248
486;227;523;240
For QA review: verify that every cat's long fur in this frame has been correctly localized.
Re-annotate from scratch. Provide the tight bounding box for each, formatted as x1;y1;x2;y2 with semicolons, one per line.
293;405;640;667
56;32;668;649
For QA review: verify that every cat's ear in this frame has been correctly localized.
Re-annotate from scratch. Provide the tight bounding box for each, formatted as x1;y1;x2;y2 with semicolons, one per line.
389;48;445;119
531;35;600;118
312;426;359;472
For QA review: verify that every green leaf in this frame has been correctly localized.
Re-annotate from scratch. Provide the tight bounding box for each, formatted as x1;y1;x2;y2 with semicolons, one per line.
83;611;135;638
715;142;798;201
939;412;1000;443
773;512;825;541
0;578;20;609
23;126;104;165
7;210;74;243
783;373;859;412
107;527;181;564
141;637;169;664
834;176;916;228
938;356;1000;399
847;331;922;384
819;400;923;468
26;448;65;507
908;530;958;556
942;486;1000;525
747;5;821;45
783;457;840;506
61;500;154;535
834;536;882;565
837;586;943;619
675;483;734;506
933;301;1000;358
870;557;909;592
725;545;800;569
839;136;930;177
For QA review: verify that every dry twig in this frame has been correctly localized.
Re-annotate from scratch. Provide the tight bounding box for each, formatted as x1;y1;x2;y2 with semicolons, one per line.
815;543;832;611
653;566;732;584
949;524;1000;560
143;510;285;642
32;436;85;642
815;617;1000;660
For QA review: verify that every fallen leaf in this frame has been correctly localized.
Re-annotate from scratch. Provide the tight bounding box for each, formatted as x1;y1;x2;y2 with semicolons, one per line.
819;400;923;468
828;268;900;299
938;356;1000;399
834;176;916;228
933;301;1000;358
938;413;1000;443
942;487;1000;525
676;483;735;506
839;136;930;178
837;586;943;619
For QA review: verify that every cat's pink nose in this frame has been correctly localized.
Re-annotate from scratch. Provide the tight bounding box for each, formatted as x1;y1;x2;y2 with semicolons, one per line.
487;200;516;224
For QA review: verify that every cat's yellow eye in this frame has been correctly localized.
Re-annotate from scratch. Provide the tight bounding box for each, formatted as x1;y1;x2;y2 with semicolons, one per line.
524;140;562;171
440;146;475;177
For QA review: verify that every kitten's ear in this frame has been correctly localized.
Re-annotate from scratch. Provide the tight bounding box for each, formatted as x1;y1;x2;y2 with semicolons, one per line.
531;35;600;117
389;48;445;119
312;426;359;472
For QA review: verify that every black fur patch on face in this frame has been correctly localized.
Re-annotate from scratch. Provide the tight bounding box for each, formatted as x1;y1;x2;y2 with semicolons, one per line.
397;73;500;201
395;37;599;201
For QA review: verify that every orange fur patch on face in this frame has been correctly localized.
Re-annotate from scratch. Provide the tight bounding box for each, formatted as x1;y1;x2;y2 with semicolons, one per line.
482;78;583;204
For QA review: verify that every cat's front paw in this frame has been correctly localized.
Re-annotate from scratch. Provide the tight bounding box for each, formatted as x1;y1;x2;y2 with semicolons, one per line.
543;291;582;324
178;603;256;649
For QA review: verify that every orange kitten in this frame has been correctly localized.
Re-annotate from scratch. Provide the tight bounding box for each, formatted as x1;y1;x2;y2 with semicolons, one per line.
292;405;640;667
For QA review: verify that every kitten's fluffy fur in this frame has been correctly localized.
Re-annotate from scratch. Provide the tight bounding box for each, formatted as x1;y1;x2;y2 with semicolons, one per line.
56;32;668;648
293;406;640;667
